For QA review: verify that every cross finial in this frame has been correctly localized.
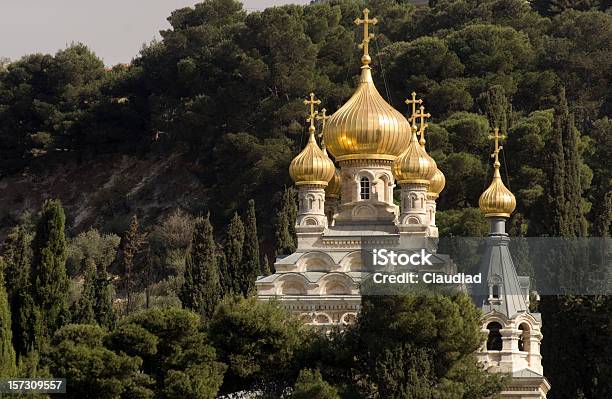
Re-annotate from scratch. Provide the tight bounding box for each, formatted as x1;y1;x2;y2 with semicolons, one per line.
488;128;506;166
315;108;330;139
354;8;378;67
304;92;321;132
413;106;431;147
405;92;423;125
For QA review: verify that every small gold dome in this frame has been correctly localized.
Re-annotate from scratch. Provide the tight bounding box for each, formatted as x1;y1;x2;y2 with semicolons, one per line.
325;167;341;198
479;166;516;217
393;131;437;185
323;67;412;161
428;167;446;198
289;127;335;186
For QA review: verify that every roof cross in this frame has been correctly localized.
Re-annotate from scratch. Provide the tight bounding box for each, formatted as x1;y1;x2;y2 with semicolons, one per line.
489;128;506;166
354;8;378;66
315;108;330;139
304;92;321;131
404;92;423;125
413;106;431;147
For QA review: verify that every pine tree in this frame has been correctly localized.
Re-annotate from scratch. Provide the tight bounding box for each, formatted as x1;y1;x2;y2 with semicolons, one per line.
275;187;297;256
225;212;245;295
121;215;146;315
30;199;69;346
1;226;33;358
0;258;16;377
179;215;222;319
241;200;260;296
72;261;96;325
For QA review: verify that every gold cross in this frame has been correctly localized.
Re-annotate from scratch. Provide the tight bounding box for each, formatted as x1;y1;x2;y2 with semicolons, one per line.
405;92;423;124
304;92;321;129
488;128;506;165
354;8;378;65
413;106;431;147
315;108;330;139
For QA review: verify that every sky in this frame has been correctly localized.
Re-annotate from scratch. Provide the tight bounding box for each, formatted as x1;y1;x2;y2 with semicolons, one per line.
0;0;309;66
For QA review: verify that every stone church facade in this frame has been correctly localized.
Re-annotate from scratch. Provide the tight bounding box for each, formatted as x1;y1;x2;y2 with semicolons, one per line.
256;9;549;398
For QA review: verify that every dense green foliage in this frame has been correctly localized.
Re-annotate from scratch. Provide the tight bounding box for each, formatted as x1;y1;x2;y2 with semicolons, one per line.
30;199;69;347
347;293;503;398
0;257;16;377
179;215;221;319
292;369;340;399
224;212;245;295
1;226;34;357
241;199;260;296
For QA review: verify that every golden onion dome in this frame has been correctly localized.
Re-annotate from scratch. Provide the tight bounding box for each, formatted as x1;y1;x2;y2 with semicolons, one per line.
393;130;437;185
325;166;341;198
428;167;446;198
479;164;516;218
289;126;335;186
323;66;412;161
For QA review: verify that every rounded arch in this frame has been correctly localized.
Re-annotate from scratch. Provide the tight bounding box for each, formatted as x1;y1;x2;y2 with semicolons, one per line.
281;281;307;295
378;173;391;203
486;321;503;351
400;215;421;225
299;313;314;323
352;204;376;218
300;217;320;226
339;251;364;272
354;170;376;182
296;251;336;272
319;273;354;295
313;313;332;324
277;274;309;295
341;313;358;325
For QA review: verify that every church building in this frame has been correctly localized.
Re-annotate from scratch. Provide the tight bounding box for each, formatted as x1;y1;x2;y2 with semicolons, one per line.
256;8;549;398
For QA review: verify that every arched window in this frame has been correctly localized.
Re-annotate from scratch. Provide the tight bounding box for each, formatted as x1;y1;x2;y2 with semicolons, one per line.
518;323;530;352
360;177;370;200
492;284;500;299
486;322;503;351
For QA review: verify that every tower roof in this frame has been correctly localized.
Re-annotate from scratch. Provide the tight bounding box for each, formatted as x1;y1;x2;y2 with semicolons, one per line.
323;9;411;162
477;236;529;318
392;129;437;185
479;129;516;217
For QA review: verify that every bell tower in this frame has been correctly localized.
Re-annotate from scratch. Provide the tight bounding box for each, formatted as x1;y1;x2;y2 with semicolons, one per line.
476;129;550;398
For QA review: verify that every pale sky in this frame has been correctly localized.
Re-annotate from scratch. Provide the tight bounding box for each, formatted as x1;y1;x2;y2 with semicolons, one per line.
0;0;309;66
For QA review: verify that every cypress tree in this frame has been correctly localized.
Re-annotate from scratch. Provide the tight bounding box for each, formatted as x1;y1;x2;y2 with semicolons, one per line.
477;85;512;133
121;215;146;315
547;103;568;237
275;187;297;256
179;215;221;319
1;226;33;357
0;258;16;377
557;88;588;237
72;261;96;325
261;256;272;276
216;247;230;296
30;199;69;345
241;200;260;296
93;266;116;330
225;212;245;295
